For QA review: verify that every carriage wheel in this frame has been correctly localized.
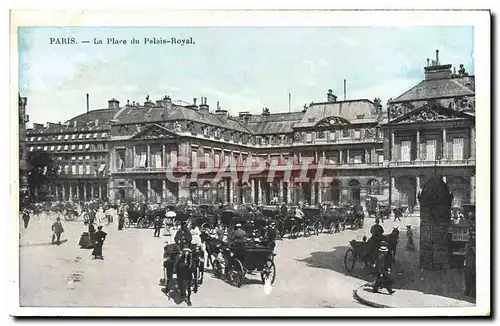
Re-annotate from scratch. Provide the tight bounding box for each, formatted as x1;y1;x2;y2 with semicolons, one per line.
200;223;210;233
124;218;131;228
290;226;299;239
137;217;146;228
260;259;276;285
64;211;74;221
213;260;222;279
229;259;245;288
344;248;357;273
327;222;335;234
193;267;199;293
315;222;323;235
340;221;346;231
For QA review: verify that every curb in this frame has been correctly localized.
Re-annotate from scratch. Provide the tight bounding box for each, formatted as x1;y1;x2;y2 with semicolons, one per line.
353;285;391;308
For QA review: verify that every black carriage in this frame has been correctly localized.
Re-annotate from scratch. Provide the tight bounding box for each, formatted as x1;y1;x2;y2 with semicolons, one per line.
212;243;276;288
321;206;343;233
339;204;364;230
301;207;323;235
189;204;219;231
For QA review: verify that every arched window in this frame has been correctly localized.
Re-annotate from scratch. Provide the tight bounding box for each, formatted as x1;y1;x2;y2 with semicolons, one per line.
367;179;381;196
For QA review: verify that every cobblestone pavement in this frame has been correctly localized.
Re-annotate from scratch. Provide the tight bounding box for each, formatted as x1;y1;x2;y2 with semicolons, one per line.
19;215;418;308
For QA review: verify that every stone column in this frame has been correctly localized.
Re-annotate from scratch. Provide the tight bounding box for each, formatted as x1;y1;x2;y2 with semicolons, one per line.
62;184;66;201
229;180;234;204
442;128;447;160
339;150;343;164
416;129;421;160
314;151;318;164
391;131;395;161
470;175;475;204
147;144;151;168
162;180;167;202
346;149;350;164
69;183;73;201
470;127;475;159
279;179;284;203
322;150;326;165
286;180;291;204
251;179;255;204
147;179;151;203
360;186;367;210
442;175;447;184
317;182;322;204
255;179;260;204
76;184;80;200
83;183;87;201
364;149;369;164
416;175;421;203
90;184;94;199
390;177;395;208
162;144;166;167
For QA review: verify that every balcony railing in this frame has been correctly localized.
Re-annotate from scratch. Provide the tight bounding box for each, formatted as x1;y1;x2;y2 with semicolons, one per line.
389;159;476;167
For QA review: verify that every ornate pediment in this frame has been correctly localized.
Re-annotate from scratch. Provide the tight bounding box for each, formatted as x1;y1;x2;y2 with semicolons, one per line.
389;103;473;124
314;116;351;128
388;102;415;121
130;124;179;140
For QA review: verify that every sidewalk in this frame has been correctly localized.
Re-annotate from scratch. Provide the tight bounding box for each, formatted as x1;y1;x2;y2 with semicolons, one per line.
354;283;475;308
353;215;476;308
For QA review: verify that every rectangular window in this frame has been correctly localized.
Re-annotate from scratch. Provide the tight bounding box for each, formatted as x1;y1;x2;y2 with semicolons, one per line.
50;146;55;151
78;165;84;175
85;144;90;150
56;145;62;150
452;138;464;160
354;130;361;139
116;149;126;170
342;128;349;138
305;132;313;143
378;154;384;163
70;144;76;150
43;146;48;151
101;132;107;138
93;133;98;138
64;135;69;140
191;151;197;167
85;164;91;175
71;165;77;175
78;144;83;150
78;134;84;139
64;145;69;150
214;153;220;167
400;140;412;162
426;139;437;161
57;135;63;140
353;153;363;164
71;134;76;139
317;131;325;139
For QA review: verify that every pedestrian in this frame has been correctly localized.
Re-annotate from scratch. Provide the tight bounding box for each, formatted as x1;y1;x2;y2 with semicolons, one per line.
405;225;415;251
88;220;96;238
372;241;395;295
393;208;402;222
153;216;163;237
95;207;105;227
51;217;64;245
21;209;30;229
92;225;107;260
117;205;125;231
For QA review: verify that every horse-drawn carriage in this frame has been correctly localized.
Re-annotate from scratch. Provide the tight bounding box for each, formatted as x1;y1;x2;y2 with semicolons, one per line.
161;242;205;306
344;228;400;273
339;204;364;230
211;240;276;288
188;204;219;232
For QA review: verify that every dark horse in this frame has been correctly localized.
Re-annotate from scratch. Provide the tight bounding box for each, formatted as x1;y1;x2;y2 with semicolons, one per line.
164;248;194;306
384;227;400;264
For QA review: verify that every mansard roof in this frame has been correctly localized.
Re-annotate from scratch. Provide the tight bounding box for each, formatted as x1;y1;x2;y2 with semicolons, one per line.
113;104;251;133
294;99;379;128
239;112;304;135
389;76;475;103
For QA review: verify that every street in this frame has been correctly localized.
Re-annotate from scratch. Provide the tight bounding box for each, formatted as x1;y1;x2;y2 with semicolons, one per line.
19;215;417;308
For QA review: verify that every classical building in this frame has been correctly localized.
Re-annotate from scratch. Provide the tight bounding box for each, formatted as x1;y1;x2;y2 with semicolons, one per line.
382;50;475;210
19;94;29;196
25;51;475;209
108;93;385;207
25;99;120;201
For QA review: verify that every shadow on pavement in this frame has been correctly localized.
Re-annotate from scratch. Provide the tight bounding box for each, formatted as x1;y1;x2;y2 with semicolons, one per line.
298;244;475;304
20;239;69;248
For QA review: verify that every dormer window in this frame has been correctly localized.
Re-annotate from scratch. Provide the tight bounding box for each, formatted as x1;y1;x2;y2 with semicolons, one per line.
342;128;350;138
203;126;210;136
305;132;313;143
317;131;325;139
257;137;262;145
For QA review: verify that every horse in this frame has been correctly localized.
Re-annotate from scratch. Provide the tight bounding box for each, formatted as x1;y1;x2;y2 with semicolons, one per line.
384;227;400;264
175;248;195;306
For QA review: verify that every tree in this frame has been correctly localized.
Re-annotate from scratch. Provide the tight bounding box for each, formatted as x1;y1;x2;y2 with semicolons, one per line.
27;150;57;200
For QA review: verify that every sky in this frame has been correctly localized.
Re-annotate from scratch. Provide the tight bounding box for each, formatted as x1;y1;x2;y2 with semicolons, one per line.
18;26;474;126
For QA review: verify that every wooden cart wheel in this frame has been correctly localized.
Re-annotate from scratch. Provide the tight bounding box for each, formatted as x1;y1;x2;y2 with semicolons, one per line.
328;222;336;233
229;259;245;288
213;260;222;279
344;248;357;273
260;259;276;285
136;217;143;228
290;226;299;239
124;218;131;228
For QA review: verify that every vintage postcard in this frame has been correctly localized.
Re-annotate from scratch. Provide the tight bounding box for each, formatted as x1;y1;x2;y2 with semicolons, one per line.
9;9;490;317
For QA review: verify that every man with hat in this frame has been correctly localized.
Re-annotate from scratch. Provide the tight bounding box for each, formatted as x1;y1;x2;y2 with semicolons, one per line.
227;223;247;276
92;225;107;259
174;221;192;249
51;217;64;245
373;241;395;294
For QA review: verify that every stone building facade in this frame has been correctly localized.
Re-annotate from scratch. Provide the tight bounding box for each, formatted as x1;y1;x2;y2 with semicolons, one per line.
25;99;120;201
19;94;29;196
381;50;475;210
25;51;475;209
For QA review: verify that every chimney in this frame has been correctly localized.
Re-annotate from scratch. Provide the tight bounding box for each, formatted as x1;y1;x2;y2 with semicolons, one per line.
199;96;209;112
108;98;120;109
424;49;452;80
327;89;337;102
262;108;270;116
164;95;172;104
215;101;228;118
33;123;43;130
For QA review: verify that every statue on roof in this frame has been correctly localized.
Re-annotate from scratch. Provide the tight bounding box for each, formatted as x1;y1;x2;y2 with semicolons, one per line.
172;121;182;133
146;95;150;102
458;64;469;77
